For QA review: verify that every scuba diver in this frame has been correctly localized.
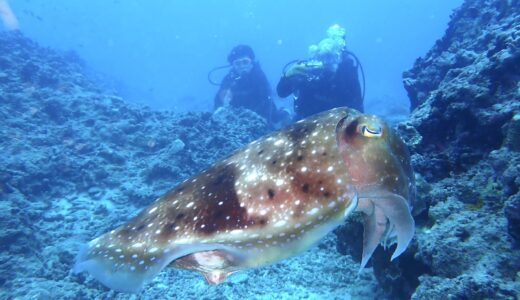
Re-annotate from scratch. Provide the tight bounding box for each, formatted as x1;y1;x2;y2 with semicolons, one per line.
277;24;364;121
211;44;283;125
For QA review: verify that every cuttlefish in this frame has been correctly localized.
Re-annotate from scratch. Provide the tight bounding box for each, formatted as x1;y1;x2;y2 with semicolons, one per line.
74;107;415;292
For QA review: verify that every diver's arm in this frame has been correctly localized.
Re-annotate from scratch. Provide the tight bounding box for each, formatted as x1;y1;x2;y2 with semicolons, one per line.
213;90;224;110
251;66;275;121
213;74;233;110
277;60;313;98
256;65;273;101
276;75;295;98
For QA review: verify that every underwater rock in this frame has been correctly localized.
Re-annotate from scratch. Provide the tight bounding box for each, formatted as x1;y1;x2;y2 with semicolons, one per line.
170;138;185;154
489;149;520;197
503;113;520;152
145;162;181;183
0;199;32;252
505;194;520;243
412;274;519;300
334;218;363;263
402;0;520;180
396;121;422;152
97;148;126;165
371;241;428;300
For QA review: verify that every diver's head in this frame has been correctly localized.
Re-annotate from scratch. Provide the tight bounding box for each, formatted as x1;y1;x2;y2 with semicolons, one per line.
228;45;255;75
308;24;347;71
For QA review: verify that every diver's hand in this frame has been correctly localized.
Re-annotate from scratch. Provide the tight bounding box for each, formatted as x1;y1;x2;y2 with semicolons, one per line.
284;62;309;78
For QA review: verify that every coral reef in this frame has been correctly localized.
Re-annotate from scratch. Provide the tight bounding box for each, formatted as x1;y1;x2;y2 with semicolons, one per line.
402;0;520;180
336;0;520;298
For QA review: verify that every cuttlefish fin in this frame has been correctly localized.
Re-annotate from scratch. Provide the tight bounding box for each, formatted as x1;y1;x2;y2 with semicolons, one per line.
357;190;415;269
171;248;244;285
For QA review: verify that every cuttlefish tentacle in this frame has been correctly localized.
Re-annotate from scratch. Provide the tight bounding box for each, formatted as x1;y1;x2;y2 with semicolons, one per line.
364;190;415;261
359;198;387;270
357;190;415;270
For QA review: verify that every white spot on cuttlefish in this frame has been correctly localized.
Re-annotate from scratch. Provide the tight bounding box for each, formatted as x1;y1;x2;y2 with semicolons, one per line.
307;208;319;215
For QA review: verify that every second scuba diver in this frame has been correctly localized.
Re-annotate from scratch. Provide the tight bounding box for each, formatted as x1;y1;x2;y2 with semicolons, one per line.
277;24;364;121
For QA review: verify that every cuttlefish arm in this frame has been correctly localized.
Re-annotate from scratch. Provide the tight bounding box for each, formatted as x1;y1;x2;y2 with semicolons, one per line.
357;189;415;270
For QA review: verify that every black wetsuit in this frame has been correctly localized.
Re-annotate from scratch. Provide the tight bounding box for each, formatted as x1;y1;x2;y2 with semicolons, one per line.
214;63;276;122
277;52;363;120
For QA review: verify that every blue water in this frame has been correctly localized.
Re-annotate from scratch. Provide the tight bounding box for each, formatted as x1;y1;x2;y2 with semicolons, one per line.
9;0;462;111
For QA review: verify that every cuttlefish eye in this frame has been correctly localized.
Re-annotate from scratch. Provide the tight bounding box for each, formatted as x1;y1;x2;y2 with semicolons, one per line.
360;124;383;138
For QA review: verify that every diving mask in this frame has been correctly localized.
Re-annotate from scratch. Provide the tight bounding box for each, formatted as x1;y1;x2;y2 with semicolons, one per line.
232;57;253;75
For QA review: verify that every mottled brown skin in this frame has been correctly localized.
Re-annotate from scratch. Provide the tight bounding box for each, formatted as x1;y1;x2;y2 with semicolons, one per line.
74;107;415;292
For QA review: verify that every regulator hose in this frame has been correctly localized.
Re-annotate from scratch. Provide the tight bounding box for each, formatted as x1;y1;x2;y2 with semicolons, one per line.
343;50;366;102
207;65;231;86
